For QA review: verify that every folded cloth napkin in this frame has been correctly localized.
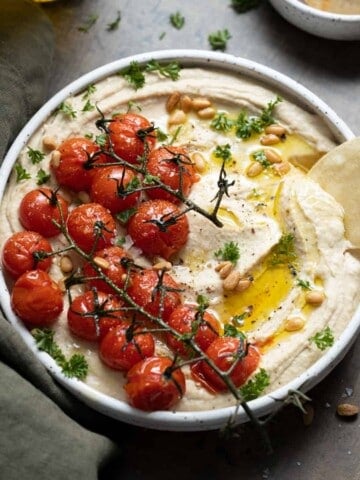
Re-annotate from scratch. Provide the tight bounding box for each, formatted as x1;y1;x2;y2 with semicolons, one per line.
0;1;120;478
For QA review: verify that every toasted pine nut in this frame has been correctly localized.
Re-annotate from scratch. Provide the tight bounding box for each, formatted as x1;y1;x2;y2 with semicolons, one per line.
191;97;211;111
246;162;264;177
93;256;110;270
215;261;231;272
235;278;252;292
284;317;305;332
60;255;73;273
197;107;216;119
305;290;325;306
337;403;359;417
219;262;233;279
264;149;282;164
180;95;193;113
192;152;206;172
153;260;172;271
168;109;186;126
260;134;281;146
223;271;241;291
77;191;90;204
166;91;181;113
42;135;58;151
265;124;286;136
51;150;61;168
273;161;291;176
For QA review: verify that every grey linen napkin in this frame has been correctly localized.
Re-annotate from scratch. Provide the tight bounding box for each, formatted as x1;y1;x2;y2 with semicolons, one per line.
0;1;120;478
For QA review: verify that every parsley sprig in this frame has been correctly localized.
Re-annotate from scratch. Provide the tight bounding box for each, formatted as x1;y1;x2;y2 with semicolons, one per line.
120;60;181;90
27;147;45;164
240;368;270;401
208;29;231;51
310;326;334;351
231;0;262;13
214;241;240;265
170;11;185;29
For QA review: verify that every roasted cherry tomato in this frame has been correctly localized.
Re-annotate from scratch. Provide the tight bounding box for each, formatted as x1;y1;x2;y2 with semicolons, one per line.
191;337;260;393
52;137;106;192
124;356;186;411
89;166;140;214
83;245;132;294
126;269;182;323
66;202;116;253
127;199;189;260
108;113;156;164
67;290;127;342
19;187;69;237
99;323;155;371
166;304;220;358
11;269;63;327
2;230;53;278
146;146;197;203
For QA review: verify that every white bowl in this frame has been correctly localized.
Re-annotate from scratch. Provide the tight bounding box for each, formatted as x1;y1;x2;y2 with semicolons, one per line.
0;49;359;431
269;0;360;40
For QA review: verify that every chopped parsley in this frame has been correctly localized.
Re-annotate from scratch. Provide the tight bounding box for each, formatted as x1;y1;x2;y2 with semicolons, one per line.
208;29;232;51
297;278;312;290
214;143;232;162
78;14;98;33
156;128;168;142
82;83;96;100
120;61;146;90
57;102;77;119
82;99;95;112
214;241;240;265
224;323;246;339
268;233;297;267
145;59;181;80
106;10;121;31
15;163;31;182
170;11;185;29
310;326;335;351
196;294;210;314
240;368;270;401
143;173;160;185
252;150;271;167
210;112;233;132
95;133;107;147
27;146;45;164
36;168;51;185
116;207;137;225
234;96;282;139
120;60;181;90
32;328;88;380
231;0;262;13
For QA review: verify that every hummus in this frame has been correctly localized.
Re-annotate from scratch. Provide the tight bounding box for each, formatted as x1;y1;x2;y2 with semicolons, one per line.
304;0;360;14
1;67;360;411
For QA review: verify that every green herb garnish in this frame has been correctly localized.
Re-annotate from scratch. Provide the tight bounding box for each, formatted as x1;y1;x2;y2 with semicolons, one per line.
120;61;146;90
82;99;95;112
170;11;185;29
196;294;210;314
224;323;246;339
57;102;77;119
107;10;121;31
95;133;107;147
310;326;334;351
15;163;31;182
145;59;181;80
297;279;311;290
210;112;233;132
268;233;296;267
27;146;45;164
240;368;270;401
214;143;232;162
252;150;271;168
156;128;168;142
78;14;98;33
116;207;137;224
231;0;262;13
214;241;240;265
82;84;96;100
234;96;282;139
36;168;51;185
208;29;231;51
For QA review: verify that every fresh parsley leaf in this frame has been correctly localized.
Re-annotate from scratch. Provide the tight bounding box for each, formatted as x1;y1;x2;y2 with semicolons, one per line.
36;168;51;185
145;60;181;81
170;11;185;29
231;0;262;13
234;96;282;140
106;10;121;31
62;353;88;380
214;143;232;162
310;326;334;351
196;294;210;314
156;128;168;142
127;100;142;112
125;176;140;192
82;83;96;100
95;133;107;147
15;163;31;182
208;29;231;51
82;99;95;112
297;279;311;290
78;14;98;33
214;241;240;265
120;61;146;90
268;233;297;267
240;368;270;401
116;207;137;224
224;323;246;339
259;95;282;127
57;102;77;119
27;146;45;164
84;132;94;139
116;236;126;246
210;112;233;132
143;173;160;185
252;150;271;167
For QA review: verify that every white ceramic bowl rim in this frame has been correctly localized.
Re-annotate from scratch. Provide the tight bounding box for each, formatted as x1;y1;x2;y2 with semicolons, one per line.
1;49;359;431
283;0;360;20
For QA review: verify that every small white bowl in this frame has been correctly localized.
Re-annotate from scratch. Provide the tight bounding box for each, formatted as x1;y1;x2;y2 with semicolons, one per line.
269;0;360;40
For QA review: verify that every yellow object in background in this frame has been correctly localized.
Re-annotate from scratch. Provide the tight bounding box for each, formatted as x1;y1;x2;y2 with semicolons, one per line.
304;0;360;14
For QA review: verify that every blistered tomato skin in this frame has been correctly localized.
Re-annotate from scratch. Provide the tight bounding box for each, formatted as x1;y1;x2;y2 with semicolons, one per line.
146;146;197;203
53;137;105;192
66;203;116;253
19;188;69;238
109;113;156;164
127;199;189;260
124;356;186;411
2;231;53;278
11;269;63;327
99;324;155;371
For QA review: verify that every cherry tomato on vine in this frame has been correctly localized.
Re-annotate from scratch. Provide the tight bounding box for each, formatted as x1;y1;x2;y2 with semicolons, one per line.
89;166;141;214
11;269;63;327
19;187;69;238
2;230;53;278
124;356;186;411
146;146;197;203
52;137;106;192
68;290;127;342
191;337;260;393
99;323;155;371
127;199;189;260
108;113;156;164
126;269;182;323
165;304;220;358
66;202;116;253
83;245;132;294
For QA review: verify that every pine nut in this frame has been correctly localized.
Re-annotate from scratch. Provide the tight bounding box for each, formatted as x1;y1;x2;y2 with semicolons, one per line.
273;161;291;176
166;91;181;113
77;191;90;204
60;255;73;273
265;124;286;136
93;256;110;270
168;109;186;126
223;271;241;291
153;260;172;271
51;150;61;168
284;317;305;332
336;403;359;417
235;278;252;292
215;261;231;272
305;290;325;306
197;107;216;119
219;262;233;279
192;152;206;173
42;135;58;151
264;149;282;164
246;162;264;177
191;97;211;111
260;134;281;146
180;95;193;113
